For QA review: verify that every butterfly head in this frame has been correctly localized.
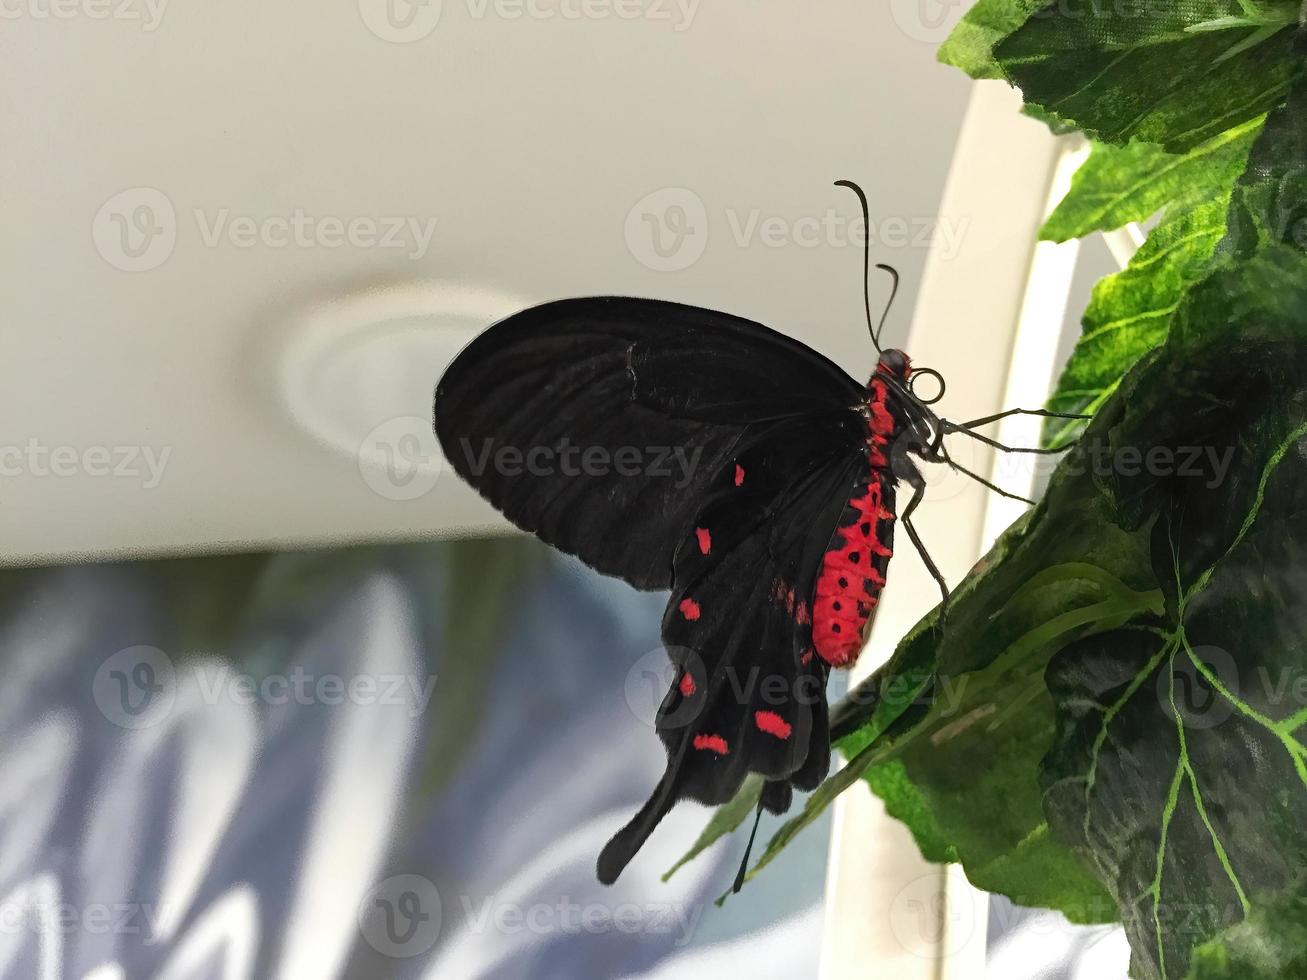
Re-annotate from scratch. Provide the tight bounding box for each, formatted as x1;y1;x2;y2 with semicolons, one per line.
876;349;912;380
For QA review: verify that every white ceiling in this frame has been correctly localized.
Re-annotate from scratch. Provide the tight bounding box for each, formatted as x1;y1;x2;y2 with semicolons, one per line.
0;0;975;565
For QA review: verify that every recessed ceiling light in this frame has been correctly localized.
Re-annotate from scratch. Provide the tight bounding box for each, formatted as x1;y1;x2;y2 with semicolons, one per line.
277;282;526;474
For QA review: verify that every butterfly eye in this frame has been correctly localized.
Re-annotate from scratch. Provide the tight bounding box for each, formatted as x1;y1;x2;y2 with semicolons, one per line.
909;367;946;405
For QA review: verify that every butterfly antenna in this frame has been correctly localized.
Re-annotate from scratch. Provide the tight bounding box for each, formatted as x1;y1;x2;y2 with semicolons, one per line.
834;179;899;354
873;262;900;351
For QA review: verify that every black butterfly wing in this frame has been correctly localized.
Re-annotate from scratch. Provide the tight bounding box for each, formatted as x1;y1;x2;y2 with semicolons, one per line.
434;297;866;590
598;410;870;884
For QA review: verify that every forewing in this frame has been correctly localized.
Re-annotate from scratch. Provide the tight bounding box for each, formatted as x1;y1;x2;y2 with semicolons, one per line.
434;297;864;589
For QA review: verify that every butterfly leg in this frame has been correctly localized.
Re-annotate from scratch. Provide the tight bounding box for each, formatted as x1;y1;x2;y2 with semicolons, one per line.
893;447;951;611
914;437;1038;507
955;407;1090;430
942;421;1068;456
942;405;1092;455
944;454;1037;506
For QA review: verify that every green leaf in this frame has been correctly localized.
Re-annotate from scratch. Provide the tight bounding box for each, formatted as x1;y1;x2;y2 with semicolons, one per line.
863;760;958;864
855;559;1158;919
938;0;1048;80
663;774;762;882
993;2;1300;151
1040;249;1307;980
1040;120;1262;448
1043;197;1239;447
1220;77;1307;259
1041;120;1263;243
1185;888;1307;979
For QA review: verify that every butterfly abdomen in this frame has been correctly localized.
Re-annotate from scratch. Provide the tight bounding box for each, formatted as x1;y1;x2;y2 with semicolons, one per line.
811;378;900;668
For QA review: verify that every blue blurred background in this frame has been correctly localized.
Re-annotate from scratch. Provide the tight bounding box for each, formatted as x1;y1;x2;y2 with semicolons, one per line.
0;538;832;979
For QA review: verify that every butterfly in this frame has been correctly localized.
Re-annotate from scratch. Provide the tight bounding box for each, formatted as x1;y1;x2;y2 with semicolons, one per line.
433;180;1082;887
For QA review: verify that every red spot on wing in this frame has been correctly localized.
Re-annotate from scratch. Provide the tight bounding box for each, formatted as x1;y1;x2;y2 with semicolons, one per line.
755;711;793;740
679;672;696;697
693;734;729;755
695;527;712;555
734;464;745;487
679;598;701;621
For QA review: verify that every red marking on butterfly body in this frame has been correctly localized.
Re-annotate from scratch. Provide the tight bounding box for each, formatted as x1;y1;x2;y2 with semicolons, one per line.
810;379;902;669
693;734;729;755
755;711;792;740
679;598;701;621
